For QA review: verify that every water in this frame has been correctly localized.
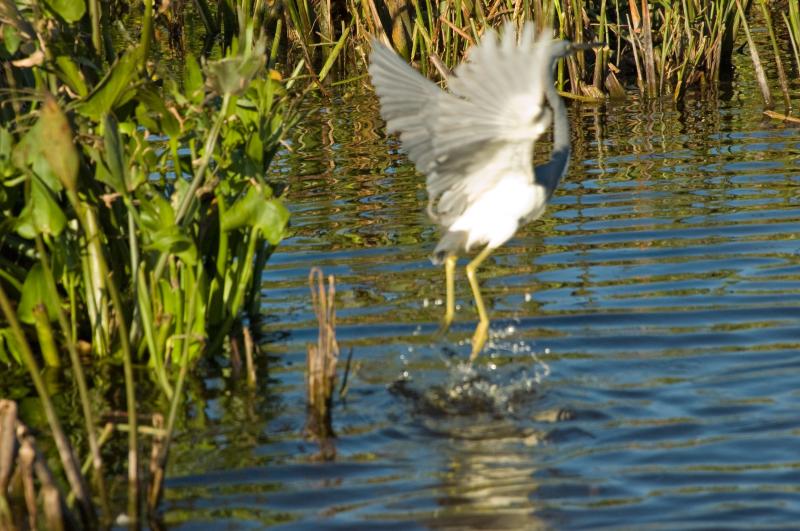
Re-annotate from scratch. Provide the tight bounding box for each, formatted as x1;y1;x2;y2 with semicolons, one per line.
159;81;800;528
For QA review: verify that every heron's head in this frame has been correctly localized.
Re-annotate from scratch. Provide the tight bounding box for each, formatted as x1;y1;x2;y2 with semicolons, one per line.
548;40;604;63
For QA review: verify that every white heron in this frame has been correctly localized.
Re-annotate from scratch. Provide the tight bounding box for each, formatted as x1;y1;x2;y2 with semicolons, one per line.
369;23;593;361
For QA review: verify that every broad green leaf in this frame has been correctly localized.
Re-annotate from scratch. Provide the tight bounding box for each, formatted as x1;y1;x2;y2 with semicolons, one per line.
205;55;265;96
246;132;263;163
30;155;61;193
11;120;41;170
86;141;122;194
15;178;67;238
55;56;88;97
77;46;144;121
255;198;290;244
3;25;21;55
135;102;159;133
136;85;180;137
40;96;79;191
0;328;22;364
184;54;204;105
140;193;176;232
42;0;86;22
204;35;267;96
102;113;127;193
0;127;13;177
157;277;177;321
144;228;197;265
222;186;289;244
11;120;63;193
18;264;58;324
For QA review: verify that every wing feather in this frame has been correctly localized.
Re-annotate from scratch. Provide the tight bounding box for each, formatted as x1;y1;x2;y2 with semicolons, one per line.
369;23;554;226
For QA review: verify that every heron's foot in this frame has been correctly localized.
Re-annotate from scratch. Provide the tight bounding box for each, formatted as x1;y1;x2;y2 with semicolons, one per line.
469;320;490;363
435;309;455;340
435;320;452;340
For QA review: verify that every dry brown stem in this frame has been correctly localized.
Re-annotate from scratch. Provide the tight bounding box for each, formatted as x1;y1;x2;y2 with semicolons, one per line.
305;267;340;460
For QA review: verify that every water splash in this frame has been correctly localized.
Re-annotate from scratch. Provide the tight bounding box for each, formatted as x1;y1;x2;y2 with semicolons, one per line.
391;330;552;419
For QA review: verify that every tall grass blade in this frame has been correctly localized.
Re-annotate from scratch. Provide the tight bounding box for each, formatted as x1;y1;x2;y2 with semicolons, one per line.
736;0;772;108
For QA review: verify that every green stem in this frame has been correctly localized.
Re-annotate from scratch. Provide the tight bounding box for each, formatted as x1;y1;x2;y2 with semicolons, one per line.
209;188;229;326
131;93;231;344
68;274;77;344
231;228;259;318
148;265;204;510
170;259;184;363
137;264;173;398
81;202;110;354
208;227;259;354
141;0;154;73
175;93;231;226
89;0;102;58
104;259;139;523
31;304;59;367
65;190;139;523
34;236;110;521
0;266;23;293
269;18;282;68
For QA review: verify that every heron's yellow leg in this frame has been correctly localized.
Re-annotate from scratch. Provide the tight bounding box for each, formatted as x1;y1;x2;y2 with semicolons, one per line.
436;254;457;337
465;246;494;362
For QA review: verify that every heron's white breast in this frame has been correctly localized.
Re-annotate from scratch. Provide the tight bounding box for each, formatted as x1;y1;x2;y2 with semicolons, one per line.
448;175;547;251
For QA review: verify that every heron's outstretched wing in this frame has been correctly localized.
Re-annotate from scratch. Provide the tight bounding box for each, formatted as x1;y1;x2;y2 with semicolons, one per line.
367;41;442;174
369;23;554;225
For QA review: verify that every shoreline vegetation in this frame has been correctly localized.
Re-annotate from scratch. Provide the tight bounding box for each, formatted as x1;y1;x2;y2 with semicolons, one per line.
257;0;797;105
0;0;798;527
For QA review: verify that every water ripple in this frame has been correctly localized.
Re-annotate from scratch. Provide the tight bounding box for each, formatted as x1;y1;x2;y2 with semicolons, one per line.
163;86;800;528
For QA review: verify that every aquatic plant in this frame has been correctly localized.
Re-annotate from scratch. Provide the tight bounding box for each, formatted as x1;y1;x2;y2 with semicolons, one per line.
0;0;296;525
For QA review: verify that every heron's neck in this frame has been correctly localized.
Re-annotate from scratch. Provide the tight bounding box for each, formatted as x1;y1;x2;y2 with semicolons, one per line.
534;84;571;198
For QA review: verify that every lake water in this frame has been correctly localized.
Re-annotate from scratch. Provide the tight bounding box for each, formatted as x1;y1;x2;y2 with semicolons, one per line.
160;77;800;529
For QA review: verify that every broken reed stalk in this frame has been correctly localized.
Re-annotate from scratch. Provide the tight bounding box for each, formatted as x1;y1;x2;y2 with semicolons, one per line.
0;285;94;528
0;400;77;531
34;236;110;518
0;401;16;529
305;267;339;458
307;268;339;415
244;325;257;387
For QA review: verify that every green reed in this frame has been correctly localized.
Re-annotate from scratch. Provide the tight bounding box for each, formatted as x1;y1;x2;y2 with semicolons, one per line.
196;0;793;103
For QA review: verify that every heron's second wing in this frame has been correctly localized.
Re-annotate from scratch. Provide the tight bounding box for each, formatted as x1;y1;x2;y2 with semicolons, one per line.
368;40;442;173
425;23;554;221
